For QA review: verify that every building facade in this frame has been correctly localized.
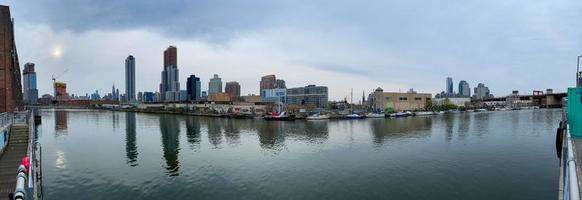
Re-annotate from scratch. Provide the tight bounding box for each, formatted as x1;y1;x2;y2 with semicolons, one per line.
473;83;493;100
368;87;432;112
22;62;38;104
0;6;23;112
125;55;136;102
54;82;67;101
260;75;276;92
275;79;286;89
159;46;180;102
208;74;222;95
261;88;287;103
446;77;453;95
208;92;231;102
286;85;328;108
186;75;201;101
225;81;241;100
458;80;470;97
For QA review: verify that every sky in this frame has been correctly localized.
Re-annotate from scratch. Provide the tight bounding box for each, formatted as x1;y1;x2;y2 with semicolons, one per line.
4;0;582;100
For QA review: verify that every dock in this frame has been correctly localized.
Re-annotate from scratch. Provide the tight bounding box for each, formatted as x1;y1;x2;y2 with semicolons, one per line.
0;112;42;200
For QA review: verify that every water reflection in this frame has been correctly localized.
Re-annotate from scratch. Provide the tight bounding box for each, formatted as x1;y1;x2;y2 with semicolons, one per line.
207;118;223;148
159;115;180;176
223;119;242;145
125;112;138;167
257;122;286;151
185;117;201;151
54;110;68;136
457;114;471;140
370;117;432;145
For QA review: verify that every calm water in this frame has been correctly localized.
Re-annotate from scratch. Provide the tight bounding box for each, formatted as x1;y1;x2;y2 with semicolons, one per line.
38;109;560;200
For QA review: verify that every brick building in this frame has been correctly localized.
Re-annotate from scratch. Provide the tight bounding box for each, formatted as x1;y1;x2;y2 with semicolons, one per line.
0;6;23;112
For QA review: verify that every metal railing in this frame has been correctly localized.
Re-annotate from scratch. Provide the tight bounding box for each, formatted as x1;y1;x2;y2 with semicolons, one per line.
8;111;43;200
563;124;580;200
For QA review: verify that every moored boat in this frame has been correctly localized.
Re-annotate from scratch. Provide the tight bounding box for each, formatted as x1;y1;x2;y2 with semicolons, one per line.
306;113;330;120
365;112;385;118
345;113;365;119
414;111;434;116
264;111;295;121
389;112;411;117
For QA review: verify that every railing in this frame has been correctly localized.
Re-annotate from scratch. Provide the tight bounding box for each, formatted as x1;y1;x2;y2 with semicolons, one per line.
563;124;580;200
9;111;43;200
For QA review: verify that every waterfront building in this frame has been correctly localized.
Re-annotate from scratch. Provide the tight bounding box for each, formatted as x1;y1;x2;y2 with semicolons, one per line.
260;75;276;92
125;55;136;102
225;81;241;100
446;77;454;95
432;97;471;107
137;92;143;102
458;80;470;97
22;62;38;104
208;74;223;95
242;94;262;103
159;46;180;102
208;92;231;102
368;87;432;112
473;83;493;100
286;85;328;108
261;88;287;103
186;75;201;101
0;6;23;112
179;90;188;102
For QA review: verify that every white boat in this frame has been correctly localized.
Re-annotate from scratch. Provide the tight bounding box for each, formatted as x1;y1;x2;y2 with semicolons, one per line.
475;108;487;112
414;111;434;116
436;111;446;115
345;113;365;119
365;113;385;118
389;112;411;117
306;113;330;120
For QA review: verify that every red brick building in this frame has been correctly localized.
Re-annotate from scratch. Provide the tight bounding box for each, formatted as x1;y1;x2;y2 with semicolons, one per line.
0;6;23;113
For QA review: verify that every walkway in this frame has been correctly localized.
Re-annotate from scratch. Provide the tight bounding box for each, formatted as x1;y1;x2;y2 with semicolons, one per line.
0;124;29;199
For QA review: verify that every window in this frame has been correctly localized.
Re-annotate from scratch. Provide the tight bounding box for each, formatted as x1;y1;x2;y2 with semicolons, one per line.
414;97;422;101
385;97;390;100
399;97;407;101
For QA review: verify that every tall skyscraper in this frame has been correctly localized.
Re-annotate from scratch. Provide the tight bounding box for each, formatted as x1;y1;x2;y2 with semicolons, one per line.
446;77;453;94
0;6;23;112
208;74;222;94
159;46;180;102
125;55;136;102
23;62;38;104
260;75;276;92
225;81;241;99
458;80;470;97
186;75;201;101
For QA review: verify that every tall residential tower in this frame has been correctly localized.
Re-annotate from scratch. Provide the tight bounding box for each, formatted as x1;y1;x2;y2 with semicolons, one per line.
23;63;38;104
159;46;180;102
125;55;135;102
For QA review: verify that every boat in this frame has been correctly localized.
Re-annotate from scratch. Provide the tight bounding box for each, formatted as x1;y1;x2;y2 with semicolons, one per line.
414;111;434;116
365;113;385;118
345;113;365;119
264;111;295;121
389;112;411;117
306;113;330;120
476;108;488;112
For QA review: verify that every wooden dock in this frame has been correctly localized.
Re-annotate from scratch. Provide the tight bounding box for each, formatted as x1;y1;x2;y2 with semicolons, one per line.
0;124;29;199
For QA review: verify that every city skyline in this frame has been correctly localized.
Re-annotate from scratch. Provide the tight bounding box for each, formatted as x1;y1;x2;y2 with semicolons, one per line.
4;1;582;100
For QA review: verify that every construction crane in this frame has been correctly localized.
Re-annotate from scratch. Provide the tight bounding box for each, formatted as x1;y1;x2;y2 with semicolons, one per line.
51;68;69;98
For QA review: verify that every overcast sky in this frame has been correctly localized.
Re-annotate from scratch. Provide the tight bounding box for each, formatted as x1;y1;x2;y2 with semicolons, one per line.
4;0;582;100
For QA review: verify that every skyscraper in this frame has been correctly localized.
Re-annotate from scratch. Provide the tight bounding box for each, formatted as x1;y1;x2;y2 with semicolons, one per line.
125;55;136;102
446;77;453;94
458;80;470;97
23;63;38;104
186;75;201;101
225;81;241;99
208;74;222;94
260;75;276;92
0;6;23;112
160;46;180;102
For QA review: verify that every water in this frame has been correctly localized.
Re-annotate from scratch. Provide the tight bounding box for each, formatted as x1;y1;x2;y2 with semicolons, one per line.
38;109;560;199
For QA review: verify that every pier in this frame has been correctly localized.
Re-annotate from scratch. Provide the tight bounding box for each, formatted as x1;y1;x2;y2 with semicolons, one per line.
0;111;42;200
